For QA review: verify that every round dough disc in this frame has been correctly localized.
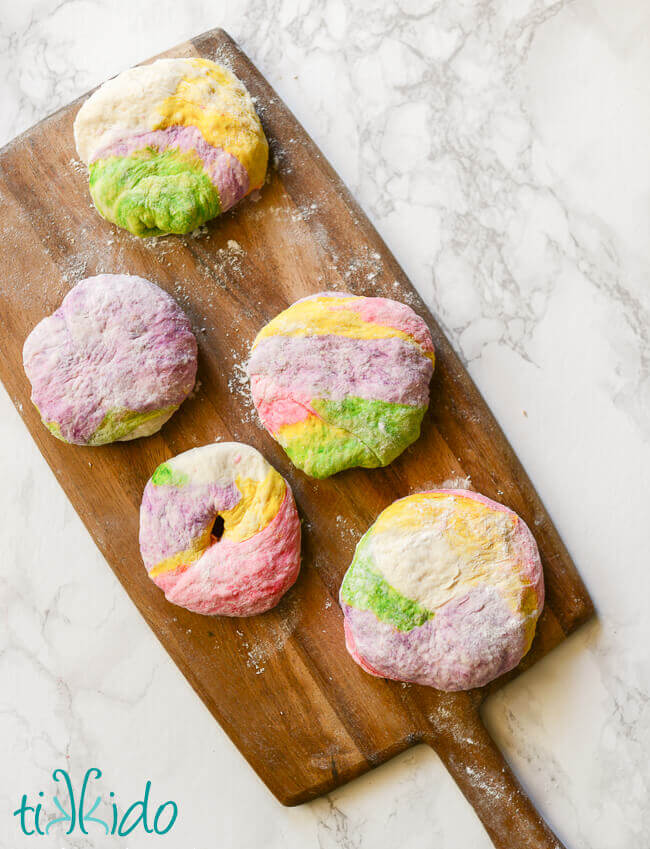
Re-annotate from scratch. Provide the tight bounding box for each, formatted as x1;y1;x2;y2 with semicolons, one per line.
248;291;435;478
74;58;268;236
339;489;544;691
22;273;197;446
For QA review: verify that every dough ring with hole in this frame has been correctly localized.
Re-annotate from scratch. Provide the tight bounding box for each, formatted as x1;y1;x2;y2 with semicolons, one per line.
139;442;301;616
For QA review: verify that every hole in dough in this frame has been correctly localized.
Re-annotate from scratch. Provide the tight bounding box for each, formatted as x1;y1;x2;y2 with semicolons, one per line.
211;515;225;542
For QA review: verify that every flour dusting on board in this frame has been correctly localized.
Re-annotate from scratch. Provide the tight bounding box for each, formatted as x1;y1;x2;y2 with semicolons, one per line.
335;514;360;542
235;596;302;674
440;475;473;491
227;358;259;430
68;157;87;176
409;475;473;494
214;239;246;283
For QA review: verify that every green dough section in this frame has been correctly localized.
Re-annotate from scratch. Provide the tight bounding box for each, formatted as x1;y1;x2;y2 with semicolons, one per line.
279;416;378;479
89;148;221;237
340;536;434;632
44;407;176;446
151;461;189;488
314;397;426;464
87;406;177;445
280;396;427;478
41;402;176;445
45;420;65;441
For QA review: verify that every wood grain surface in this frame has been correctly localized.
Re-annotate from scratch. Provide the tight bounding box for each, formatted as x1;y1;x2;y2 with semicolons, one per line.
0;28;593;849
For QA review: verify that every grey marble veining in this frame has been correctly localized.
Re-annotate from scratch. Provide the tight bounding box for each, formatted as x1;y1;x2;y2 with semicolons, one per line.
1;1;649;847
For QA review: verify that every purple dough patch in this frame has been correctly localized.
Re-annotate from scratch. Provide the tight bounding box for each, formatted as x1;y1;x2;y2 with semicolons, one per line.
249;334;433;407
139;480;240;567
22;274;198;444
342;585;529;691
92;125;249;212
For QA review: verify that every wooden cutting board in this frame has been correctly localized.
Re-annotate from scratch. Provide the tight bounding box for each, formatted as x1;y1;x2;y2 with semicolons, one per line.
0;28;592;849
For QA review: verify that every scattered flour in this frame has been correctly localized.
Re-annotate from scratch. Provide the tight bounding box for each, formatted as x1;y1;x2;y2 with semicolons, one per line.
234;594;302;675
335;514;360;541
187;379;202;400
439;476;473;491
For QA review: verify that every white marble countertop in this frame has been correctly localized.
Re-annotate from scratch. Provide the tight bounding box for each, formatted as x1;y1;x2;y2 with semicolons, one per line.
1;1;649;847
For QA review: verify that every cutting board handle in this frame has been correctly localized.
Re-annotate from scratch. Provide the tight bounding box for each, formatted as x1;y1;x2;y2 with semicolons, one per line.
423;698;566;849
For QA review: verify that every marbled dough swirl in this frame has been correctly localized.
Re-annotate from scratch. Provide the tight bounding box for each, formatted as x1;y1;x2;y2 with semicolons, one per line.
22;274;197;446
74;58;268;236
248;292;435;478
139;443;301;616
340;490;544;691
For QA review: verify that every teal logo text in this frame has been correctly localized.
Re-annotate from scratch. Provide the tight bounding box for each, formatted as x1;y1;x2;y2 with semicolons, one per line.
13;768;178;837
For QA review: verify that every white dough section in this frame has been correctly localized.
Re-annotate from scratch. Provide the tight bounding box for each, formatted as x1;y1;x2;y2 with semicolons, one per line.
166;442;271;485
367;498;523;613
74;57;254;164
74;58;193;162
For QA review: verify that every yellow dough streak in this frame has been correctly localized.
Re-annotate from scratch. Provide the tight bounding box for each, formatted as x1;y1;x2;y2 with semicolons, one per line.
252;296;435;361
370;492;534;617
148;528;211;578
220;470;286;543
148;470;285;578
155;59;268;189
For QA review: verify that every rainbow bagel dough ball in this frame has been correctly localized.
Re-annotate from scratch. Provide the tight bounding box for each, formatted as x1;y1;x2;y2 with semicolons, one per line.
23;274;197;446
74;58;268;236
139;443;301;616
248;292;435;478
340;490;544;691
